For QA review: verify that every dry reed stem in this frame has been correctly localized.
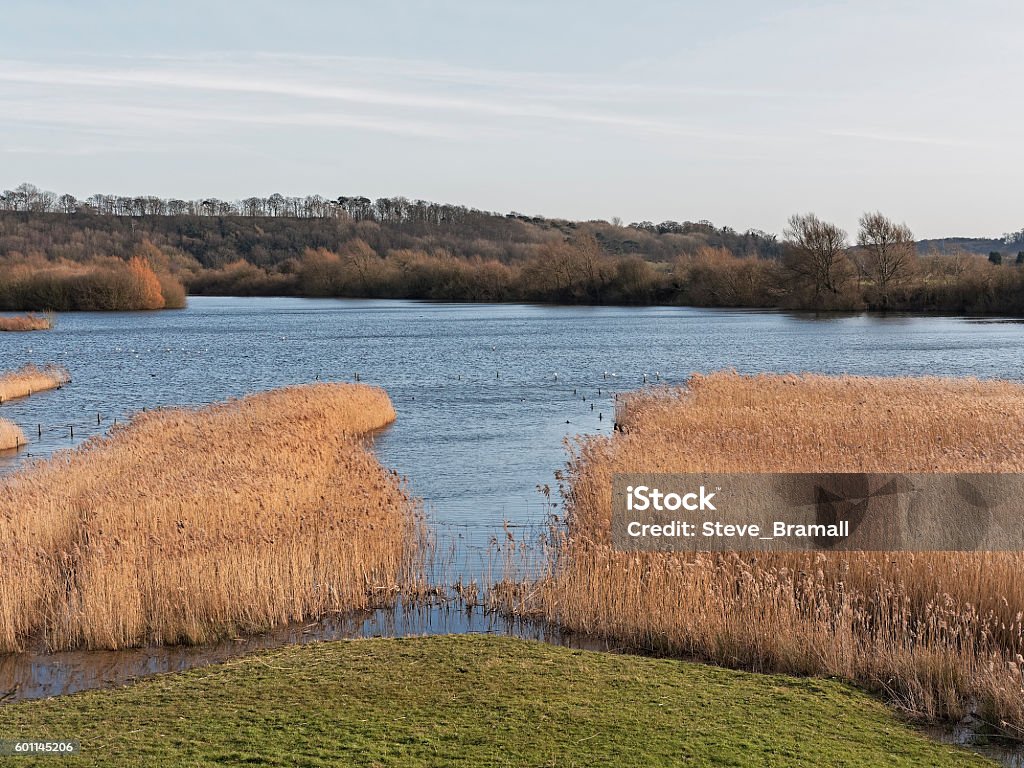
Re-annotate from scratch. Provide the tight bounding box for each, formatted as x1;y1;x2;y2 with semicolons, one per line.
0;383;420;652
0;314;53;332
0;419;26;451
511;372;1024;731
0;364;70;403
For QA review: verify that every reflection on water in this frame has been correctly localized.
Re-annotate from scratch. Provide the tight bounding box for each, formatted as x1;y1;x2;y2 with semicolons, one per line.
0;602;616;704
925;725;1024;768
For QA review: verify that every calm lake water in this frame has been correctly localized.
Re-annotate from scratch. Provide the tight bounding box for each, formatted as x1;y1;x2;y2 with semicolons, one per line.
2;297;1024;564
4;298;1024;766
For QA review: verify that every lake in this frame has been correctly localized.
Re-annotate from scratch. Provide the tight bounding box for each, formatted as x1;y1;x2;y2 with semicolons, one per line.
4;296;1024;753
2;297;1024;569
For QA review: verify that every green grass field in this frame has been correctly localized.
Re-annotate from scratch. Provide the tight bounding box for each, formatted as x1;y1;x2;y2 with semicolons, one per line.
0;636;995;767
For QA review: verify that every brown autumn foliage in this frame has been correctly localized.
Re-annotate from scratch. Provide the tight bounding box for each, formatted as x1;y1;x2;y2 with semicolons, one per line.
0;383;421;652
190;237;669;305
0;252;187;312
126;256;166;309
672;246;782;307
0;190;781;267
5;201;1024;313
0;364;70;403
497;373;1024;731
181;227;1024;314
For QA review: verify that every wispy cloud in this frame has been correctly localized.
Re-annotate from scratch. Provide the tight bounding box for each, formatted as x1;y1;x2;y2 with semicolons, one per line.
0;56;702;139
2;144;153;156
0;97;485;141
825;129;980;149
106;51;788;101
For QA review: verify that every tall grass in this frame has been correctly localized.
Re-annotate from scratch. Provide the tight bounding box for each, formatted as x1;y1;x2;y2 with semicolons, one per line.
0;383;421;652
0;313;53;332
0;419;26;451
499;372;1024;732
0;364;70;403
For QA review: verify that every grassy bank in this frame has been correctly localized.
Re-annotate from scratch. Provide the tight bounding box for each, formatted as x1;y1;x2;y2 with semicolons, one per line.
497;373;1024;732
0;384;420;652
0;365;69;404
0;314;52;332
0;635;996;767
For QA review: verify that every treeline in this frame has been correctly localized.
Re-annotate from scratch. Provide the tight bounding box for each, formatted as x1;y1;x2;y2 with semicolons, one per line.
2;182;1024;314
173;210;1024;315
183;230;1024;315
0;183;782;268
188;239;669;304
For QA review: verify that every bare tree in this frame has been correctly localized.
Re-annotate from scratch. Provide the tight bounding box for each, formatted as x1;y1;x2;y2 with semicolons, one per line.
339;239;381;294
266;193;285;217
783;213;852;299
167;199;189;216
57;193;79;214
857;211;916;305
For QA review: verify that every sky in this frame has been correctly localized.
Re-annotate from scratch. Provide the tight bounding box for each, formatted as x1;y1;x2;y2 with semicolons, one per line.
1;0;1021;239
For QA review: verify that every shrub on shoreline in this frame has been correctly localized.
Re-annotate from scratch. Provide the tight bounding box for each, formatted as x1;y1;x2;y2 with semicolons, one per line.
0;255;186;312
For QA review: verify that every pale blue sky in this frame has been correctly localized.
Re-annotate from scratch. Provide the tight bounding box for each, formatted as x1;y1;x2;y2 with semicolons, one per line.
2;0;1021;238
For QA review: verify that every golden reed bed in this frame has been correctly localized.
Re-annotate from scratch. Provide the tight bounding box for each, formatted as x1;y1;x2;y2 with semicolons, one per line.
0;313;53;332
500;372;1024;732
0;419;26;451
0;364;70;403
0;383;420;652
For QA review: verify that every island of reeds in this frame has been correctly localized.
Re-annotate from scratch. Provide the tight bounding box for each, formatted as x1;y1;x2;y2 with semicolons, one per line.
0;383;420;652
0;419;26;451
0;364;70;404
0;313;53;332
497;372;1024;734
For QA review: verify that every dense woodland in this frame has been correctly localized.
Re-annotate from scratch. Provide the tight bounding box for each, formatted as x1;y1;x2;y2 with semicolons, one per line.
2;182;1024;314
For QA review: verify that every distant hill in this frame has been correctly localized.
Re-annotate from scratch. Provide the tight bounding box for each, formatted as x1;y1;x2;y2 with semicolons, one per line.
0;186;784;268
917;235;1024;258
2;180;1019;265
